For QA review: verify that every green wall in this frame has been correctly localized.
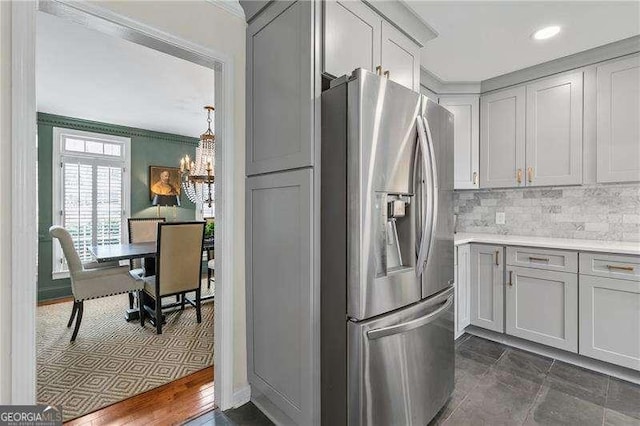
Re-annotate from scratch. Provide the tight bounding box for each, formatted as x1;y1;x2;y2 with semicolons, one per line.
37;113;198;301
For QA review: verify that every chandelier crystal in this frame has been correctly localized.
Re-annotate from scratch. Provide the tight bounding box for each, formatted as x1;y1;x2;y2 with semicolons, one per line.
180;106;216;208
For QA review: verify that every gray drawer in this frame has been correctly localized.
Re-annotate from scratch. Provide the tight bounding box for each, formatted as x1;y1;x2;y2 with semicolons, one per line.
579;252;640;281
506;246;578;273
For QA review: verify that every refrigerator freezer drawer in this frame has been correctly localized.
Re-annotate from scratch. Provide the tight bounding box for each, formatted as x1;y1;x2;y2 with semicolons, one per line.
348;287;455;426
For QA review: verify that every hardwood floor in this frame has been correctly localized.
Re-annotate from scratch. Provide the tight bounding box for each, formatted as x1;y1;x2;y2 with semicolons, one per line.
65;366;215;426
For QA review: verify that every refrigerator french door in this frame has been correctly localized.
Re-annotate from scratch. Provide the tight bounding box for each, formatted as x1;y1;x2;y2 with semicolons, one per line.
321;68;454;426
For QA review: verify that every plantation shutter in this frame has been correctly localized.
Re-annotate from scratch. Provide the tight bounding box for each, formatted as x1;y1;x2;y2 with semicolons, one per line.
55;128;129;273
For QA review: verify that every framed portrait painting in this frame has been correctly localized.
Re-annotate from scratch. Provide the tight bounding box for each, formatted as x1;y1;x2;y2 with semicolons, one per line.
149;166;181;202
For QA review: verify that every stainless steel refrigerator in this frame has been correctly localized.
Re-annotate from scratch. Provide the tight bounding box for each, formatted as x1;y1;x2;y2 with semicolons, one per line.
321;69;455;426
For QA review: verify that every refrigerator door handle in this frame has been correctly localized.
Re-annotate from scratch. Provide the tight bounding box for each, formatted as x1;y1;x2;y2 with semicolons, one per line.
415;116;434;276
367;294;453;340
422;114;439;267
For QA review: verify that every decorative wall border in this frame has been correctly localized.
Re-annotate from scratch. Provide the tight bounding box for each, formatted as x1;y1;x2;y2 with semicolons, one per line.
37;113;199;146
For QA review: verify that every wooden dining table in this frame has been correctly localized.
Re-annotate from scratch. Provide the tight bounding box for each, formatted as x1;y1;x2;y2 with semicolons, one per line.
89;238;215;321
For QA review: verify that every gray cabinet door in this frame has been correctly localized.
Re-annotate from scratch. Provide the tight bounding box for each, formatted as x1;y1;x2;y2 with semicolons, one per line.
440;96;480;189
525;72;583;186
246;168;315;424
455;244;471;338
505;266;578;352
323;0;381;78
380;21;420;91
480;86;526;188
246;1;315;176
469;244;504;332
596;54;640;183
579;275;640;371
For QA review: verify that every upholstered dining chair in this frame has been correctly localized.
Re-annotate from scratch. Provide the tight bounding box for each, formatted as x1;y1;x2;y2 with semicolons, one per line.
127;217;166;308
49;226;144;342
135;221;205;334
204;217;215;291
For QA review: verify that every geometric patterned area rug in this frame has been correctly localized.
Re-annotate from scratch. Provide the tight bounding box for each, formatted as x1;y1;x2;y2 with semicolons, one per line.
37;291;214;421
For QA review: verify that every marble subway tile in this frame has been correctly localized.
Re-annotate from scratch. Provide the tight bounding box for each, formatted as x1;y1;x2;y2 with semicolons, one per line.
454;183;640;242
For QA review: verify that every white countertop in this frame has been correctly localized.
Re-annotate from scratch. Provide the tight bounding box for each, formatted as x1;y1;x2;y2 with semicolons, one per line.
454;233;640;256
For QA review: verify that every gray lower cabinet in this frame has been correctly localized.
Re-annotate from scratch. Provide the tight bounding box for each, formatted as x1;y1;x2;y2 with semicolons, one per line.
525;71;583;186
505;266;578;352
455;244;471;337
323;0;380;78
480;86;526;188
469;244;504;332
246;168;315;424
579;275;640;371
247;0;315;176
596;53;640;183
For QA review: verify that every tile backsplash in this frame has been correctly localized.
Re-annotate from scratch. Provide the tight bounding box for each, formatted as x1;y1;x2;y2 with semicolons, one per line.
454;183;640;242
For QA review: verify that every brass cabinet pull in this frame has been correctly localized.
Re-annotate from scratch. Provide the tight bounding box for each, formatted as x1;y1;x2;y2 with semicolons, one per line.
495;250;500;266
527;167;533;183
529;256;550;262
384;70;390;79
376;65;382;75
516;169;522;184
473;172;478;185
606;264;634;272
508;270;514;287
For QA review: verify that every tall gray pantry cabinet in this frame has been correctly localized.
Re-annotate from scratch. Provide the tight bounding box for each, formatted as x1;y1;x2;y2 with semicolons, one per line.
245;2;319;425
242;1;434;424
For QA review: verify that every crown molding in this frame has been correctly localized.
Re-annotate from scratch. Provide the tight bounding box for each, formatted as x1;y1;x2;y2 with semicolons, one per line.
363;0;437;47
205;0;246;20
420;67;481;95
37;113;199;146
481;35;640;93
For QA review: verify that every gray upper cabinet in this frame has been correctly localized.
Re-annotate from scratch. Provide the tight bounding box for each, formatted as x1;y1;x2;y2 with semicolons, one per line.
247;1;314;176
505;266;578;352
596;54;640;183
525;72;583;186
246;168;315;424
323;0;380;79
440;95;480;189
469;244;504;333
323;1;420;91
380;21;420;91
480;86;526;188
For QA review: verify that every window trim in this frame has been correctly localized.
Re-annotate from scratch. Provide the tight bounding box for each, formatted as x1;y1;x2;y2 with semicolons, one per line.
51;127;131;279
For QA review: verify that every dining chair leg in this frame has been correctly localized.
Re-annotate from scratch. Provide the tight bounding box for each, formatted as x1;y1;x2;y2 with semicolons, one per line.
180;293;185;311
207;268;211;290
196;288;202;324
128;292;135;310
67;301;78;328
70;301;84;342
155;297;162;335
139;290;145;327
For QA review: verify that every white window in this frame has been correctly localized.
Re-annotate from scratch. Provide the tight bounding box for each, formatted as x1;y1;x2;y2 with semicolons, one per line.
52;127;131;276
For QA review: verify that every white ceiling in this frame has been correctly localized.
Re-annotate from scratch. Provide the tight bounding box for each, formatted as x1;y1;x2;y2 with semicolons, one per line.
406;1;640;82
36;12;215;138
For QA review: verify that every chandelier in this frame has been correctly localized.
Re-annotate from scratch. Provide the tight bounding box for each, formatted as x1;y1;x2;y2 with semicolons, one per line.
180;105;216;208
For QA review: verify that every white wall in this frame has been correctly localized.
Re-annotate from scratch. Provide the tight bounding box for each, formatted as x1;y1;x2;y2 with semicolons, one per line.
0;0;248;402
0;0;12;404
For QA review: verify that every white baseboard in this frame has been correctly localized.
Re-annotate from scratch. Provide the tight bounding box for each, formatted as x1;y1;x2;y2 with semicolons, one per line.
465;326;640;385
233;384;251;408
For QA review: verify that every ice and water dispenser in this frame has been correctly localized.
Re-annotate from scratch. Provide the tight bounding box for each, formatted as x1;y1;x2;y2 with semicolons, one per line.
375;192;416;276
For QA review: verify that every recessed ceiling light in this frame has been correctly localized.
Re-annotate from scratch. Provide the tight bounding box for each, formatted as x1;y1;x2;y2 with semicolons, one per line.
532;26;561;40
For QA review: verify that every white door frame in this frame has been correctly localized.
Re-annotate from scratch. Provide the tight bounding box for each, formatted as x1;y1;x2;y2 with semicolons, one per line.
11;0;239;410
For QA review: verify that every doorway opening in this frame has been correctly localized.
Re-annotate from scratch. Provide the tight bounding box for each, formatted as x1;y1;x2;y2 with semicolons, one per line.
11;0;237;420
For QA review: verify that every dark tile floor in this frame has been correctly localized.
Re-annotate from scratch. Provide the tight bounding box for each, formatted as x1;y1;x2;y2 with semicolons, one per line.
185;402;274;426
432;334;640;426
186;334;640;426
